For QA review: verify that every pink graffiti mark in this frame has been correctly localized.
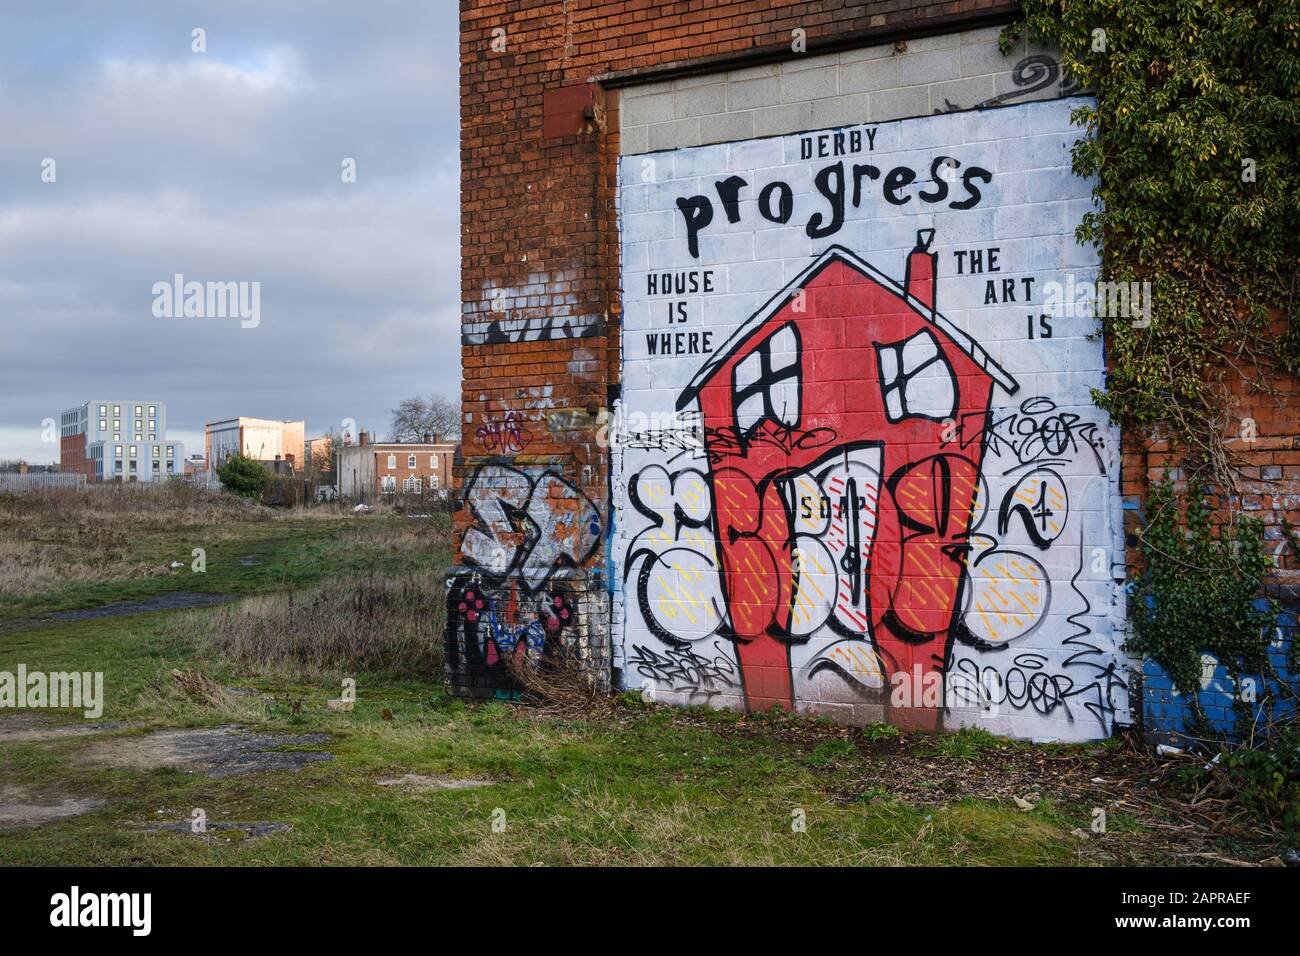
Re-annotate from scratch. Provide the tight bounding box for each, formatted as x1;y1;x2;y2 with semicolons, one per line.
475;411;534;454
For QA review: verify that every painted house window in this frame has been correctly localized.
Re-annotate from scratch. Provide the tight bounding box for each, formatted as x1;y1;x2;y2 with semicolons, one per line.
429;475;439;489
387;454;396;468
407;454;416;469
381;475;396;492
732;322;801;437
876;328;957;423
429;455;436;468
403;476;421;493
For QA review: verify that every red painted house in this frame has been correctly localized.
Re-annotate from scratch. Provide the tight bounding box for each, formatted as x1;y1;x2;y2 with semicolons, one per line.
676;230;1020;714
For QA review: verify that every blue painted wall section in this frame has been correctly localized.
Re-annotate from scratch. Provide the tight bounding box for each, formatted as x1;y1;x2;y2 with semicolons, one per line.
1142;599;1298;742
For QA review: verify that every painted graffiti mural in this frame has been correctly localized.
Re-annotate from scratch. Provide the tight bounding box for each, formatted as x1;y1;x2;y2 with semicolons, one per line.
446;461;604;696
615;97;1128;741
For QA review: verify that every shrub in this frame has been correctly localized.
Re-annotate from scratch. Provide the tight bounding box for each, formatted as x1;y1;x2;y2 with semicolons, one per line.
217;454;270;500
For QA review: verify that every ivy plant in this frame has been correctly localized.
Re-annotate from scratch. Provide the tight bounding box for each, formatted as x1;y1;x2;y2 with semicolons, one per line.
1009;1;1300;484
1128;480;1277;736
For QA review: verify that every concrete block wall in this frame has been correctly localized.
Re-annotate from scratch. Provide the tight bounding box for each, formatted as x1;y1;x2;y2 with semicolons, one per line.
615;77;1129;741
620;25;1076;154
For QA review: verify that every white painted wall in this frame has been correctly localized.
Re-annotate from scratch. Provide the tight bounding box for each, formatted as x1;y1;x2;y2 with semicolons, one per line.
612;34;1128;742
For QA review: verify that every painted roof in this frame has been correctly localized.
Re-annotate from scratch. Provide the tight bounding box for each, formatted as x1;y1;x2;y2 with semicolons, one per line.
676;243;1019;411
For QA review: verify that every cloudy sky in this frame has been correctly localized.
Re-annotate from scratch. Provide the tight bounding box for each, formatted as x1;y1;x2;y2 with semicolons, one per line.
0;1;459;463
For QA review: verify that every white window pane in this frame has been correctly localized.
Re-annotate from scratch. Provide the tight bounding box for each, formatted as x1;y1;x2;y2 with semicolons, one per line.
899;360;957;420
879;344;899;384
735;393;764;435
901;329;940;373
884;387;904;421
769;380;799;428
734;350;761;390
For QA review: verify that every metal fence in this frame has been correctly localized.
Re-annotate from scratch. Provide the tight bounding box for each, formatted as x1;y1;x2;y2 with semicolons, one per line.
0;472;86;493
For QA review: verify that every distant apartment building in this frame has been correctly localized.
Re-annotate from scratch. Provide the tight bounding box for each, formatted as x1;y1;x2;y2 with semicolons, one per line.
59;400;184;483
336;431;454;502
205;417;305;470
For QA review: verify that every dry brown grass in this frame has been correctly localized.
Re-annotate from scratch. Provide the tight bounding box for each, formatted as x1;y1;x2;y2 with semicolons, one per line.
169;569;446;680
0;483;265;598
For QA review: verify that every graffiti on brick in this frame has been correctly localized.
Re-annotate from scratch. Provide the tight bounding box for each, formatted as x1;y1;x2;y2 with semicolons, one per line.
445;576;576;693
460;462;602;592
473;411;534;455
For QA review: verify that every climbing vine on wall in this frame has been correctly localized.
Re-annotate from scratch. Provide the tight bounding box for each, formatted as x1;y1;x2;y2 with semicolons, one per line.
1006;3;1300;725
1128;480;1276;736
1007;1;1300;485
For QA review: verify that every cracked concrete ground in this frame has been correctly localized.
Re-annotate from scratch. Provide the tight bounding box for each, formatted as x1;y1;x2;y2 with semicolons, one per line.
78;724;333;778
0;785;107;831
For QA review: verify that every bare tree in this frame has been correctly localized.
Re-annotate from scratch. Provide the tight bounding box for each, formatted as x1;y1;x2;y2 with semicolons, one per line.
389;393;461;442
307;432;336;476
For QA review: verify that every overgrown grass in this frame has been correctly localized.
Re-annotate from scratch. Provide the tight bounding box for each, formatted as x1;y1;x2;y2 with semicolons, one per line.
0;485;451;620
168;570;445;681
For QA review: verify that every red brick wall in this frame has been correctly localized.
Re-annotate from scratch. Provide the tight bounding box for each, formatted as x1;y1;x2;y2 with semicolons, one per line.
373;446;453;496
1119;326;1300;593
59;434;92;480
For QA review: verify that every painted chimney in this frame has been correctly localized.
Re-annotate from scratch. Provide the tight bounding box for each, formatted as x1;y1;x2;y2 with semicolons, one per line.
359;429;370;446
423;432;432;444
905;228;937;312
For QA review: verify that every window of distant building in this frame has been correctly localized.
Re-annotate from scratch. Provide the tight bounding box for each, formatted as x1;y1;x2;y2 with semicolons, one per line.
129;445;137;457
113;405;120;415
114;446;123;459
135;405;142;415
99;405;106;416
148;406;156;415
99;419;106;431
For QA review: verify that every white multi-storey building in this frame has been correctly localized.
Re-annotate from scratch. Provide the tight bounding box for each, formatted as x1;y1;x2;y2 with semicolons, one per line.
59;400;185;483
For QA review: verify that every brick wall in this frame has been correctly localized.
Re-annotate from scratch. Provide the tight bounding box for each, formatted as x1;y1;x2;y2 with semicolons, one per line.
59;434;89;479
372;445;454;495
